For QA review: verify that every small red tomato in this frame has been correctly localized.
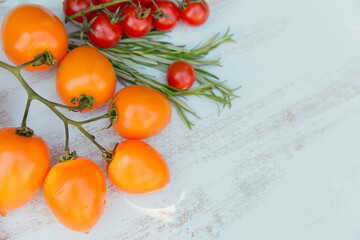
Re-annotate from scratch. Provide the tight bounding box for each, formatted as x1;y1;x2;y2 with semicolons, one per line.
133;0;154;7
63;0;98;23
97;0;127;12
88;12;122;48
120;5;153;38
151;1;180;31
180;0;210;27
108;140;170;194
167;61;196;91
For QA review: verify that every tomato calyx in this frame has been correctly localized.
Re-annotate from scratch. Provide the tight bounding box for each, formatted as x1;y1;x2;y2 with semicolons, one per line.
71;94;96;111
15;127;34;138
60;151;78;162
179;0;205;10
70;13;98;39
104;143;118;166
152;11;173;21
106;98;118;129
151;1;174;21
137;8;151;18
102;6;125;24
102;148;115;162
32;51;55;68
179;1;188;10
129;0;152;18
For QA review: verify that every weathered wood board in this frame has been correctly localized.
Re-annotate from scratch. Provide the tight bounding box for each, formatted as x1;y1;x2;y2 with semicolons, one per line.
1;0;360;239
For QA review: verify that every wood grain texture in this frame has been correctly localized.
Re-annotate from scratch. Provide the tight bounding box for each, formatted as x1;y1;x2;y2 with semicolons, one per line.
1;0;360;239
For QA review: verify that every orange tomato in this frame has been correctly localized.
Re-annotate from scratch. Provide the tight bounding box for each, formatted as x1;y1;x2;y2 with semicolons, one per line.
1;4;68;72
43;158;106;233
107;140;170;194
0;128;50;217
110;85;172;139
56;46;117;111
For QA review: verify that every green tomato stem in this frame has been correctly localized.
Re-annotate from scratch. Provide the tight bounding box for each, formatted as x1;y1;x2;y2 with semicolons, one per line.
21;97;32;128
78;113;109;125
65;0;129;23
64;122;70;154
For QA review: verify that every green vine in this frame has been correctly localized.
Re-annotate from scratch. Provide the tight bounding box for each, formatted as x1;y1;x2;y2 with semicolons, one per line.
0;52;114;160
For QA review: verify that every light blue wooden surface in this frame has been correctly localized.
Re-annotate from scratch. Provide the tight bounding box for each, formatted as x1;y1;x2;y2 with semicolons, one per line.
1;0;360;239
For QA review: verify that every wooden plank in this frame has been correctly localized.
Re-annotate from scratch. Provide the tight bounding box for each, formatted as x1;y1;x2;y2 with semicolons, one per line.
1;0;360;239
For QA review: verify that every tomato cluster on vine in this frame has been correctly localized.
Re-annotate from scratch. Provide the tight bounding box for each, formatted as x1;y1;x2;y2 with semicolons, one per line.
63;0;210;48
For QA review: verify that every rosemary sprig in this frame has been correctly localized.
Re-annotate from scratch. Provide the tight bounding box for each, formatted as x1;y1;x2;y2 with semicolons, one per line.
68;30;238;128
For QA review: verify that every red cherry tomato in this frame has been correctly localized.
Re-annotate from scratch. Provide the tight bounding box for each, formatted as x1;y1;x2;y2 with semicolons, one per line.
97;0;127;12
120;5;153;38
167;61;196;91
133;0;154;7
180;0;209;26
151;1;180;31
63;0;98;23
88;12;122;48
